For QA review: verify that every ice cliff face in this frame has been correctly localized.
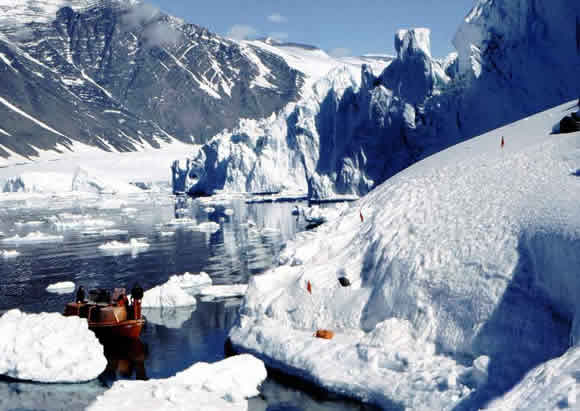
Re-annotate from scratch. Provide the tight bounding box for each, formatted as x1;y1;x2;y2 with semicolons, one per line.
174;0;580;199
173;28;448;198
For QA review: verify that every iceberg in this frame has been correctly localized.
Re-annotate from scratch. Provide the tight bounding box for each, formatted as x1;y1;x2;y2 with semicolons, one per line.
140;281;196;308
0;310;106;383
46;281;75;294
98;238;149;252
87;354;267;411
1;249;19;258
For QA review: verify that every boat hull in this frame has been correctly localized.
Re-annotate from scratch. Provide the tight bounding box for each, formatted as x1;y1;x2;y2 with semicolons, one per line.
89;319;145;340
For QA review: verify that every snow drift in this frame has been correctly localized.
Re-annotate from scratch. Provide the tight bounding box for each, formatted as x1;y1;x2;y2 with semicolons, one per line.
0;309;106;383
229;101;580;409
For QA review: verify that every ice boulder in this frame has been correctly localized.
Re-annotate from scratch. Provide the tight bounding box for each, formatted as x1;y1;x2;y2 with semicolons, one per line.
87;354;267;411
141;281;196;308
0;310;106;383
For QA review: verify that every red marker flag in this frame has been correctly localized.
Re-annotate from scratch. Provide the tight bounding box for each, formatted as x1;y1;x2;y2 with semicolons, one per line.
360;210;364;222
501;136;504;148
307;280;312;294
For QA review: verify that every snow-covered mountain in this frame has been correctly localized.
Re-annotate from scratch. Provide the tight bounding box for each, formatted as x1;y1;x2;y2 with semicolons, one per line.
0;0;303;158
229;99;580;410
174;0;580;198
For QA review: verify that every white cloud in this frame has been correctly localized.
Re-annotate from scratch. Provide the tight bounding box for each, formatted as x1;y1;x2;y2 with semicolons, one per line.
329;47;352;58
267;13;287;23
268;32;289;41
226;24;259;40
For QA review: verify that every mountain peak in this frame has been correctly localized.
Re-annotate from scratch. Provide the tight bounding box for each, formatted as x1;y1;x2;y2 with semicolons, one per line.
0;0;138;26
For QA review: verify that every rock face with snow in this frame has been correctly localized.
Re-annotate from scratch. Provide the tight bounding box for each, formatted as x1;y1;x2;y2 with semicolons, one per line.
0;0;303;158
0;309;106;383
87;354;267;411
174;0;580;199
228;102;580;409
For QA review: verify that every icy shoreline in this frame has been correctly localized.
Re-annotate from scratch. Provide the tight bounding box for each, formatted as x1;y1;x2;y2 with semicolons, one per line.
228;101;580;410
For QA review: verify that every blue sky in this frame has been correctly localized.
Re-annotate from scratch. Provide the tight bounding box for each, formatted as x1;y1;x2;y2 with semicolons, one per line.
146;1;476;58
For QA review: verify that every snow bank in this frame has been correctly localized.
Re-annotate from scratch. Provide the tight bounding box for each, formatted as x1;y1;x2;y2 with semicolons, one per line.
0;310;106;383
229;101;580;409
87;354;267;411
141;281;196;308
1;231;63;243
46;281;75;293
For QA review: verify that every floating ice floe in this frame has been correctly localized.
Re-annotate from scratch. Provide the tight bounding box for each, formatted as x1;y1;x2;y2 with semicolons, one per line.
0;310;106;383
160;231;175;237
203;207;215;213
0;231;64;243
49;214;116;230
100;229;129;237
87;354;267;411
140;281;196;308
14;220;45;227
224;208;234;216
98;198;128;210
0;249;20;258
166;217;196;226
196;221;220;233
46;281;76;294
199;285;248;300
168;272;212;290
98;238;149;254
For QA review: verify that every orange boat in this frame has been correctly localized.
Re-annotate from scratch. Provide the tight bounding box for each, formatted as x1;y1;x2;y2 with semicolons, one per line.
64;286;145;339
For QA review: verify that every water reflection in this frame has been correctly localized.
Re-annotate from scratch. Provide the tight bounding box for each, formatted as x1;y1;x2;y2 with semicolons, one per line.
100;339;148;385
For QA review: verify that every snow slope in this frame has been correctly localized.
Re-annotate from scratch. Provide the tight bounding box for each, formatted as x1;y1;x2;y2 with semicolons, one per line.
229;101;580;410
87;354;267;411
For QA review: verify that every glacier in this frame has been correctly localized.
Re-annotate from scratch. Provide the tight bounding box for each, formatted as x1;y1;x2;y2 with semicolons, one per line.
173;0;580;200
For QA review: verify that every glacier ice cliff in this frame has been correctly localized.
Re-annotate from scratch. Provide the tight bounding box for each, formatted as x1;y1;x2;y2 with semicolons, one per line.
173;0;580;199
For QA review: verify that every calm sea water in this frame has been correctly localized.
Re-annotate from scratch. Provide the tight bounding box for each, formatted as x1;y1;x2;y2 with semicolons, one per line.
0;192;375;411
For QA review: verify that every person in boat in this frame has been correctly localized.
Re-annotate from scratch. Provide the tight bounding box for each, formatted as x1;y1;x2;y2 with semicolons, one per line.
76;286;85;303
